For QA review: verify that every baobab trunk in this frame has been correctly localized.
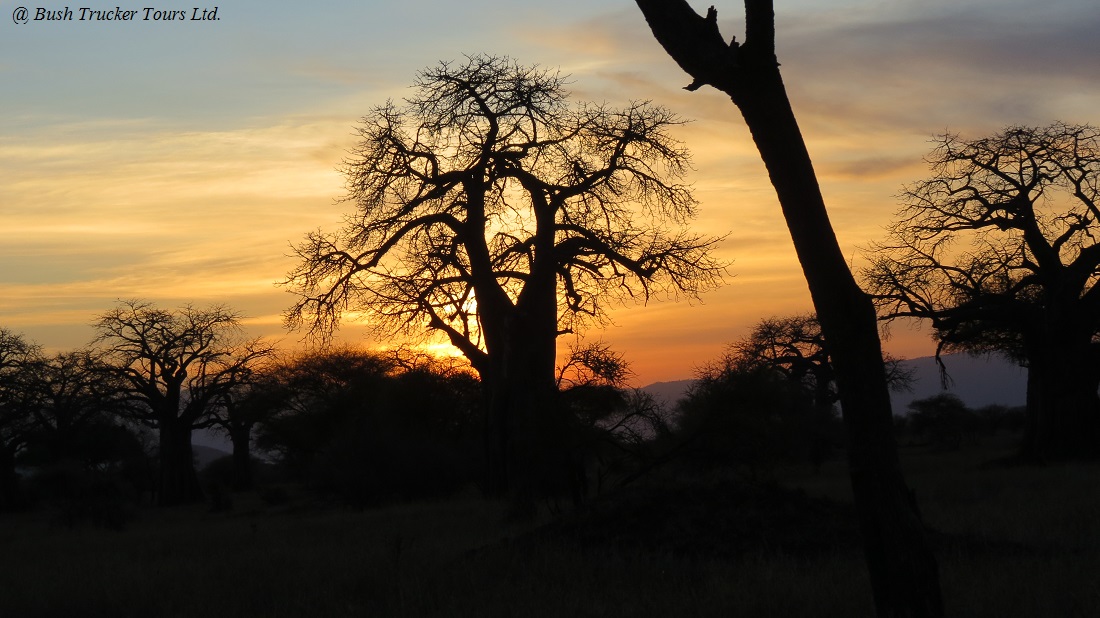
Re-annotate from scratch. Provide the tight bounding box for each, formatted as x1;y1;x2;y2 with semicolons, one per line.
498;270;563;515
633;1;943;615
481;321;561;509
229;425;255;491
480;210;565;509
157;417;203;506
1024;337;1100;461
482;371;511;498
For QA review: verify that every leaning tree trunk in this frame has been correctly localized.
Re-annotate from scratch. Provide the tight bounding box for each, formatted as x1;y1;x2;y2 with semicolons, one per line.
157;416;203;506
634;2;943;615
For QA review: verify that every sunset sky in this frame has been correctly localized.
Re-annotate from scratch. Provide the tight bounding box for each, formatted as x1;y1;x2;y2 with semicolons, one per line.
2;0;1098;385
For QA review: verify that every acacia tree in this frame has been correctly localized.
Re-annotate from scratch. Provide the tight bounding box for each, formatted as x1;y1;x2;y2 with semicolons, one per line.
734;313;914;410
727;314;912;470
633;1;942;615
94;300;272;506
555;341;672;498
253;348;397;481
284;55;724;498
864;123;1100;462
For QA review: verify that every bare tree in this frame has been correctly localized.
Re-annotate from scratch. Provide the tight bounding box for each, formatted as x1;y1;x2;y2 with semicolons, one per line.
555;341;673;498
0;329;39;511
734;313;914;408
864;123;1100;462
632;1;942;615
556;340;635;390
718;313;912;471
284;55;724;500
206;354;280;492
22;349;130;464
93;300;272;506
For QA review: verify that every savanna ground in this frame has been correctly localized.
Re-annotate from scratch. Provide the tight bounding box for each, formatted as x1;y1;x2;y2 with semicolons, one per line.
2;434;1097;618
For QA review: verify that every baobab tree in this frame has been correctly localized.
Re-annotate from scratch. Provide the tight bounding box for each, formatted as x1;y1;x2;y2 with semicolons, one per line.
94;300;272;506
205;355;282;492
284;55;724;500
22;349;131;465
632;1;942;615
865;123;1100;461
0;329;39;511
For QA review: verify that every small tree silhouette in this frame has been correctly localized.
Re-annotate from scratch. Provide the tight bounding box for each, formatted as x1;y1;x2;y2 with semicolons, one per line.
93;300;272;506
906;394;979;450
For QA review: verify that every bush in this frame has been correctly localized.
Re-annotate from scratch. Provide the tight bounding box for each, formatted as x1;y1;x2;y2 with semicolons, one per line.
673;365;832;475
907;394;981;449
256;353;483;506
28;462;138;530
975;404;1027;436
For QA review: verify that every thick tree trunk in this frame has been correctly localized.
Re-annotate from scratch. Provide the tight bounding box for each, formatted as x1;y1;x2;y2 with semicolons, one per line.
1023;339;1100;461
229;425;254;491
157;418;202;506
633;2;943;615
481;331;561;508
502;340;560;517
482;322;561;503
480;189;566;507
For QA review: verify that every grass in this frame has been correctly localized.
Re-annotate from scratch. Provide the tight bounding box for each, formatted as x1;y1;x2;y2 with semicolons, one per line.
2;434;1098;617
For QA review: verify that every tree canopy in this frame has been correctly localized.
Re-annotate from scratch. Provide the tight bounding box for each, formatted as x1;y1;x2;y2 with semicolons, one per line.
284;54;724;370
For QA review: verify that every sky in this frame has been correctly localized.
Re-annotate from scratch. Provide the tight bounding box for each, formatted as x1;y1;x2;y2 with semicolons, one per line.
2;0;1098;385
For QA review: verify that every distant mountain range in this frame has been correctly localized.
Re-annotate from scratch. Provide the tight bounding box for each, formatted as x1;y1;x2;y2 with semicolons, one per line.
889;353;1027;411
639;352;1028;414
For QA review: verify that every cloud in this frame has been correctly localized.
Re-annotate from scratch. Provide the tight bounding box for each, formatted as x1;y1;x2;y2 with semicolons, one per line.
776;1;1100;133
0;115;358;335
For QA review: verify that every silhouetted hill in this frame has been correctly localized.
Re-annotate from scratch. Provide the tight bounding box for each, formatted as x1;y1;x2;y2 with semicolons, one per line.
891;353;1026;412
640;352;1027;415
640;379;696;408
